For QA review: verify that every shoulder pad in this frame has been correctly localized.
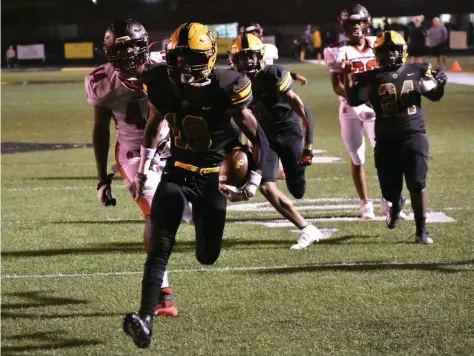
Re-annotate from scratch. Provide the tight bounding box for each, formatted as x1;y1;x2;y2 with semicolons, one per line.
262;65;293;93
214;69;253;109
328;41;340;48
84;65;113;107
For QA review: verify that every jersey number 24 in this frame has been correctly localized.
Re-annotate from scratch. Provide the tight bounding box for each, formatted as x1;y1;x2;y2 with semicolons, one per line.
378;80;417;118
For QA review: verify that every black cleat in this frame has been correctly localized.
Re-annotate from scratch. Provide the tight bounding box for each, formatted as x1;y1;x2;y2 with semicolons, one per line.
415;228;434;244
123;313;153;348
386;196;406;230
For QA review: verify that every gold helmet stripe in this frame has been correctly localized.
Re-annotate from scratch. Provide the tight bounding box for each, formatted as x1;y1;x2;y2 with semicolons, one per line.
178;22;194;46
277;72;292;92
231;80;252;104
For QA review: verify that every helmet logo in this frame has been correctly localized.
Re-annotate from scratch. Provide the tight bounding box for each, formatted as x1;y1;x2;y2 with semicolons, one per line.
115;36;131;43
198;34;209;43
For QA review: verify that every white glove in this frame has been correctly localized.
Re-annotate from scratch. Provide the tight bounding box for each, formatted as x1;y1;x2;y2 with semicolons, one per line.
97;173;116;207
219;171;262;202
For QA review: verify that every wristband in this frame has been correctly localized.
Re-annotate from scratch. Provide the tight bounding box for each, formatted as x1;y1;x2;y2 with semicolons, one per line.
140;145;157;160
248;171;262;187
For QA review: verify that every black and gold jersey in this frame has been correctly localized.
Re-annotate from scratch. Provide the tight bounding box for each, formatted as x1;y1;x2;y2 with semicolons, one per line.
144;66;252;167
351;63;442;141
249;64;295;135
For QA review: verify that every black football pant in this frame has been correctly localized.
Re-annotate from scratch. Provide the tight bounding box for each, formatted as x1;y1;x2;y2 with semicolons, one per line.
261;122;307;199
139;166;227;316
374;133;429;203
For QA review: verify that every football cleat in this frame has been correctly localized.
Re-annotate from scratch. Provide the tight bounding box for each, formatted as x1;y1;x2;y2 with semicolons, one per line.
291;224;322;250
123;313;153;349
381;198;409;219
360;200;375;220
386;196;406;229
154;288;179;317
415;228;434;244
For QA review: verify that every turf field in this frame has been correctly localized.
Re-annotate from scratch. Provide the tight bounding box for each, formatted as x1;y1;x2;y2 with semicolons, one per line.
2;62;474;356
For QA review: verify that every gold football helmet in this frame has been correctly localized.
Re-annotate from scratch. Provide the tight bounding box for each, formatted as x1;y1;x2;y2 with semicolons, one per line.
230;33;265;76
374;31;408;68
166;22;217;85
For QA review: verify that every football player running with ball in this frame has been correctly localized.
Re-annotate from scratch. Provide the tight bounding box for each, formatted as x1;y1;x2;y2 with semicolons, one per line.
342;30;447;244
230;33;322;250
324;4;385;219
122;23;270;348
86;19;192;318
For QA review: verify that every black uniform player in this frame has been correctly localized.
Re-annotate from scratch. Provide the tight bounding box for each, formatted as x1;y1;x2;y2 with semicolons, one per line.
122;23;270;348
343;31;447;244
230;33;322;251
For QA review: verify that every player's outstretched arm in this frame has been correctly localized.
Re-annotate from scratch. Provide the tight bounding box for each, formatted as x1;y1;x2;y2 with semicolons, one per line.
130;101;164;201
290;72;308;86
93;105;116;207
422;67;447;102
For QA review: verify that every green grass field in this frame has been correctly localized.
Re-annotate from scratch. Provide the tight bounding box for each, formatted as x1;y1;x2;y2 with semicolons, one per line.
2;63;474;356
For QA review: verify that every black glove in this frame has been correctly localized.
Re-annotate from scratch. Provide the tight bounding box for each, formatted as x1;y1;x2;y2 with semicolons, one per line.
97;173;116;207
432;68;447;86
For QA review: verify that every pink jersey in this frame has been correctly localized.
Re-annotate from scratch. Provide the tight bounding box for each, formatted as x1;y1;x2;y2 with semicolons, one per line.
324;36;378;103
85;51;169;153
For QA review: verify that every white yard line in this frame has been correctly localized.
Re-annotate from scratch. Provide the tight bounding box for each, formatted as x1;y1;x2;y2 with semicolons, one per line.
3;259;470;280
235;212;455;227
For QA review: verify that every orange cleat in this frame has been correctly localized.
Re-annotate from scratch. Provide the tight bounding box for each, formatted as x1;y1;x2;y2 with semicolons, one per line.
154;288;179;317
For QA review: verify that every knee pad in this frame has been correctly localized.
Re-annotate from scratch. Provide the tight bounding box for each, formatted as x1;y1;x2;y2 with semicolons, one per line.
406;176;426;194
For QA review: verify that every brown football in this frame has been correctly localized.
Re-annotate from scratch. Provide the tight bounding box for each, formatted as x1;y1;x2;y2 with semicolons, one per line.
219;147;251;188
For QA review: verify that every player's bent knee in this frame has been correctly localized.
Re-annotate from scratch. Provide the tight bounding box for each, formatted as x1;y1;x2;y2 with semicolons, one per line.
196;249;220;265
286;175;306;199
349;151;365;165
259;182;276;196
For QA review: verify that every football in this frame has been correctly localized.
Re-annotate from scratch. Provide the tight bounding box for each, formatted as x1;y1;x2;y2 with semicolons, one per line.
219;146;252;188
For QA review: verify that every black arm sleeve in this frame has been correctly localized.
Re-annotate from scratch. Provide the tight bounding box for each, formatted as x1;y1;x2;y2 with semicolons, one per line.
290;72;297;80
304;105;315;145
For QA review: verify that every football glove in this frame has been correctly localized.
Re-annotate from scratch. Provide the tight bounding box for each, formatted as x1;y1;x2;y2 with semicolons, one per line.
129;172;147;201
97;173;116;207
298;149;313;166
219;171;262;202
432;68;447;86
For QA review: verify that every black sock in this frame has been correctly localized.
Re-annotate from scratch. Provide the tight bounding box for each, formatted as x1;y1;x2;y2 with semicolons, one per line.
139;235;175;317
415;217;426;232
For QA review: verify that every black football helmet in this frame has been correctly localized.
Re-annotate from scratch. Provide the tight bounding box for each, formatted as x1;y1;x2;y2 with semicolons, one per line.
103;19;149;77
339;4;372;41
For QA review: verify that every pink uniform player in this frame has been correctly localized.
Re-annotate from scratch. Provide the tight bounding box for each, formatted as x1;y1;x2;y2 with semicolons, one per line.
324;4;388;219
85;19;191;318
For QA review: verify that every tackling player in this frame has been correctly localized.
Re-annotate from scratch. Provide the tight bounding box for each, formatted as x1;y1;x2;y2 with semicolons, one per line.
323;4;383;219
230;33;322;250
122;22;270;348
86;19;191;318
342;31;447;244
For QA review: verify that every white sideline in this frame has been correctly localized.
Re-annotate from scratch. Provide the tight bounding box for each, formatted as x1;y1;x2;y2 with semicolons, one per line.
3;259;470;280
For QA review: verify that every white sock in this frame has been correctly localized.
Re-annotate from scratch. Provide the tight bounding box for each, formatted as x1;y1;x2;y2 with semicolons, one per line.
161;271;169;289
